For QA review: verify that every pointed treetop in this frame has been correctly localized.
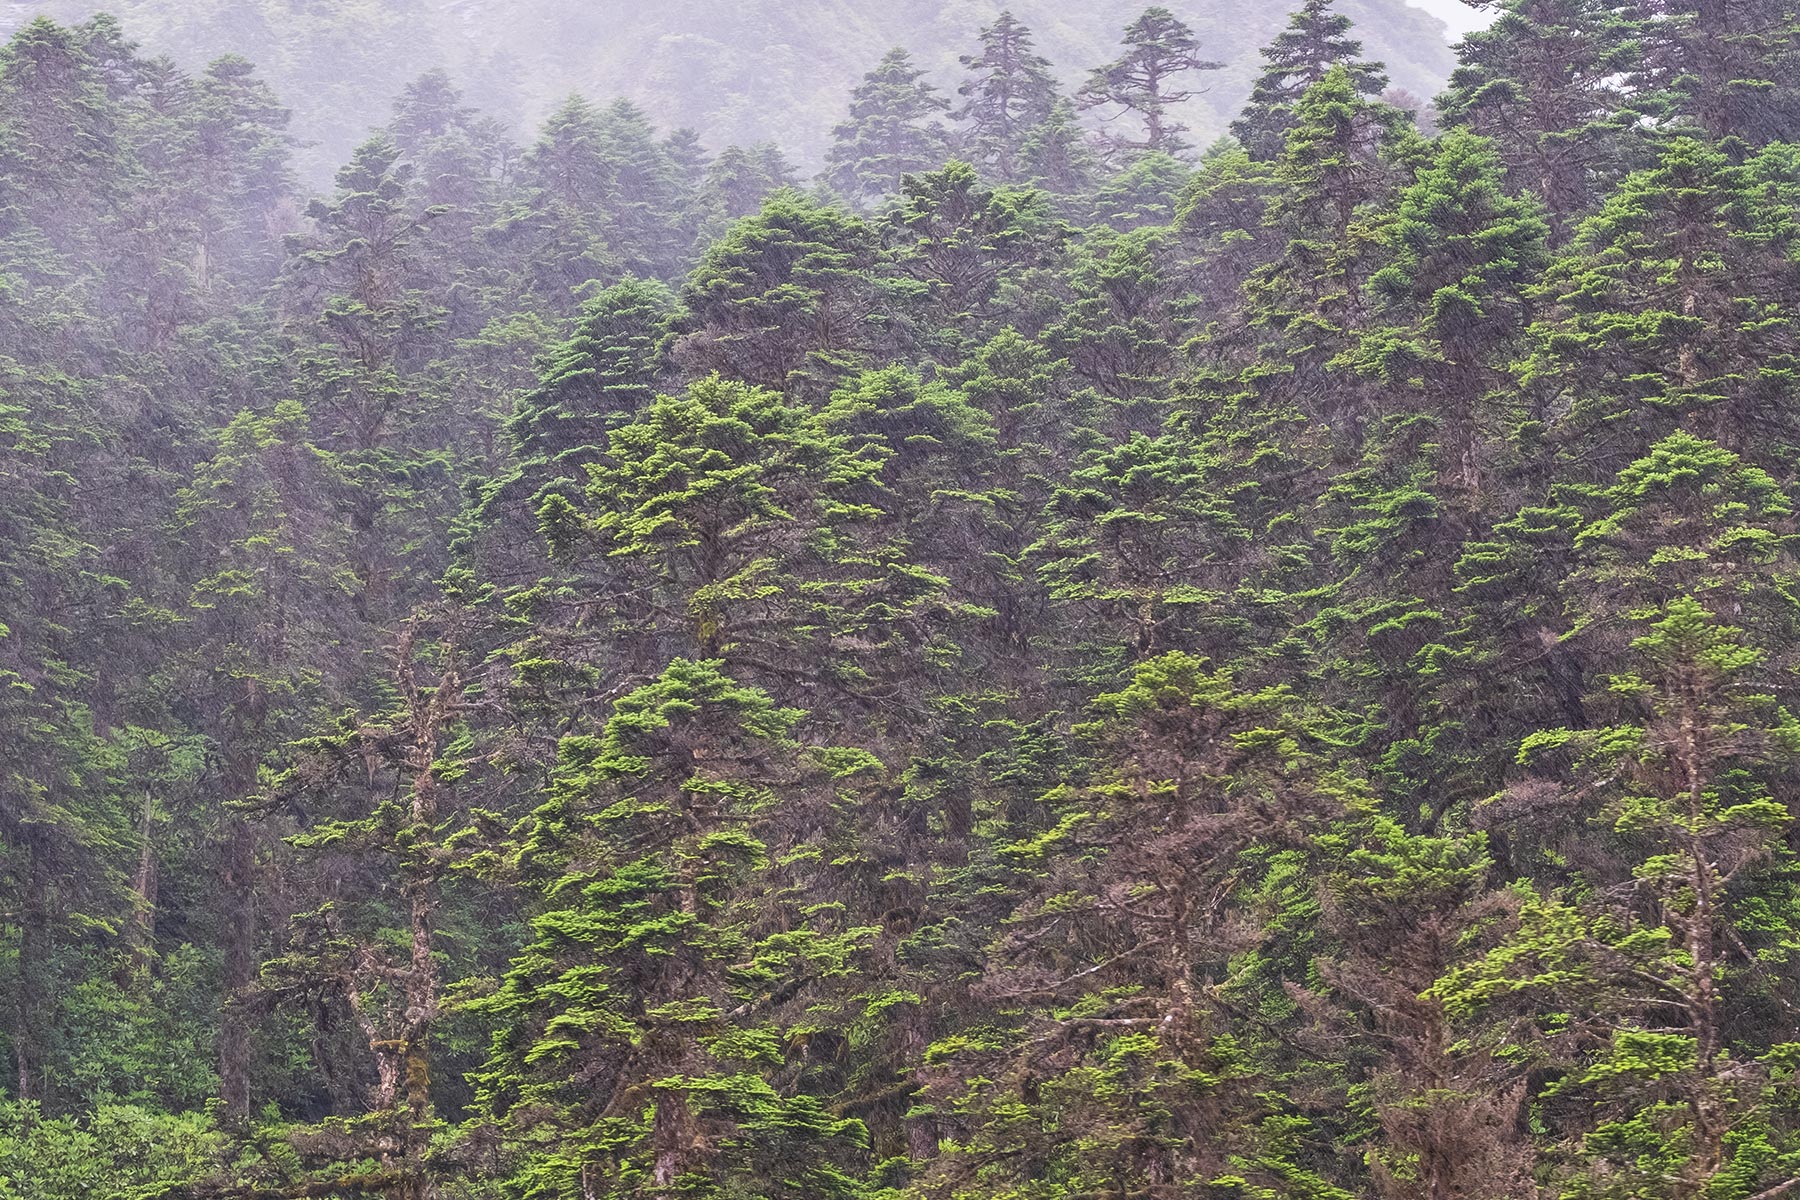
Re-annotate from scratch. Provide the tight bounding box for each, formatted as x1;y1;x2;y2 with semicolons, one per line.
1231;0;1388;161
954;10;1061;182
823;46;950;205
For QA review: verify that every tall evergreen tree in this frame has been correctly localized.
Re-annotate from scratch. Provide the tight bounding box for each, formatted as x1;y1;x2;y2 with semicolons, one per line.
1437;0;1643;241
823;48;951;207
1076;7;1223;159
952;12;1060;183
1230;0;1389;162
1017;96;1099;201
675;191;894;397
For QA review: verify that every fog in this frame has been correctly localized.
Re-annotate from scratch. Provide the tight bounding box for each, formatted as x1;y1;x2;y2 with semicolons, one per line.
14;0;1470;182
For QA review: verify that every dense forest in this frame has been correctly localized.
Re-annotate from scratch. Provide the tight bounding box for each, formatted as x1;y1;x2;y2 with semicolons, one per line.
7;0;1800;1197
8;0;1461;180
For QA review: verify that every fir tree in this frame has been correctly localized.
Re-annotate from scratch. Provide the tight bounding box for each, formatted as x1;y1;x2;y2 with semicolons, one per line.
1076;7;1223;159
493;94;623;314
476;660;880;1200
952;12;1060;183
1017;96;1098;201
823;48;950;207
675;190;893;397
1437;0;1643;241
1230;0;1389;162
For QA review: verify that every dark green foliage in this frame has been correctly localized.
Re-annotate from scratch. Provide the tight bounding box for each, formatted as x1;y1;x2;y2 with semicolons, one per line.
1435;0;1644;240
824;48;950;208
14;8;1800;1200
952;12;1061;183
675;191;894;397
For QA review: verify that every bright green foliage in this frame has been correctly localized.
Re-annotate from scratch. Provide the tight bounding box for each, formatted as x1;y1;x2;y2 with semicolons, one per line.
478;659;879;1200
1520;137;1800;484
13;7;1800;1200
1442;597;1800;1196
676;191;895;397
1231;0;1389;162
888;161;1065;352
536;375;881;678
923;652;1349;1198
1570;431;1797;634
1031;432;1251;674
0;1101;226;1199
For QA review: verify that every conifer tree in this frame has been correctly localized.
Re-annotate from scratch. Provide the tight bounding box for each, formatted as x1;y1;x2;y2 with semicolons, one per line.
163;401;359;1118
1231;0;1389;162
528;376;881;684
185;54;295;294
952;12;1060;183
1520;136;1800;484
1076;7;1223;159
924;653;1351;1197
888;160;1063;352
1437;0;1643;241
675;191;893;397
1634;0;1800;143
282;133;454;621
0;381;133;1107
1441;597;1800;1196
258;623;474;1200
0;18;124;246
476;661;878;1200
1241;68;1416;445
494;94;623;314
459;277;675;620
698;142;797;231
823;48;951;207
1017;96;1098;201
1360;127;1550;493
594;98;692;280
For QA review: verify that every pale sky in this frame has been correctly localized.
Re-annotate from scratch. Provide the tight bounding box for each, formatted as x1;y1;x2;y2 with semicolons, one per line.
1410;0;1492;36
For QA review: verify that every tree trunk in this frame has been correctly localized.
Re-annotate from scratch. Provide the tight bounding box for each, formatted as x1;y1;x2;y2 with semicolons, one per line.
122;788;159;985
219;808;257;1121
14;834;49;1105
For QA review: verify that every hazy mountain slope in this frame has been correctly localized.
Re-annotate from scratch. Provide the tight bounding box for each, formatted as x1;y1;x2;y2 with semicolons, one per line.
14;0;1457;179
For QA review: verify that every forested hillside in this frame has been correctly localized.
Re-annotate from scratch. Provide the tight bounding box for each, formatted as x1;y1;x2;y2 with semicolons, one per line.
7;1;1800;1198
8;0;1457;179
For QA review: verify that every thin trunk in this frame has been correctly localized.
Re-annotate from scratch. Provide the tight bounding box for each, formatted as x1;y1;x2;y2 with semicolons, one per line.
14;835;49;1105
902;1004;938;1161
652;1085;694;1199
219;803;257;1121
123;788;158;984
1694;0;1732;139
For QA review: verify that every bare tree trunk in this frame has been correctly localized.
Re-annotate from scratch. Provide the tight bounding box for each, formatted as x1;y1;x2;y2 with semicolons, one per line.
122;788;159;984
219;801;257;1121
14;834;49;1105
